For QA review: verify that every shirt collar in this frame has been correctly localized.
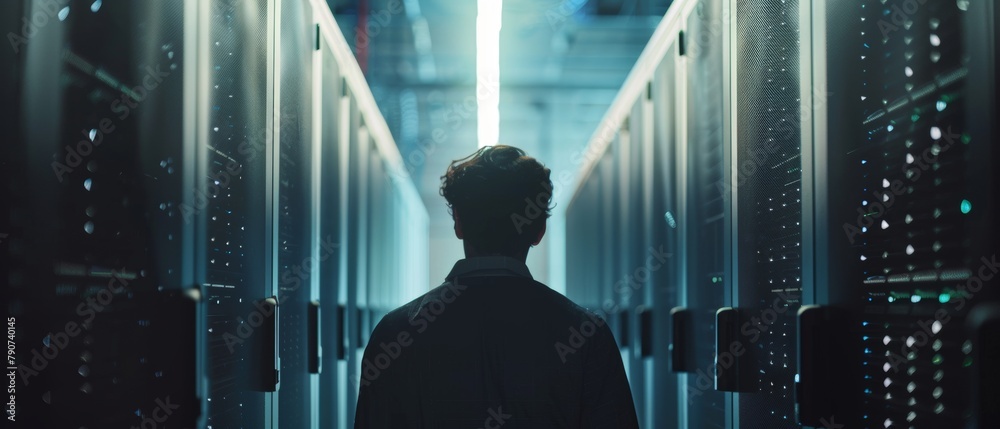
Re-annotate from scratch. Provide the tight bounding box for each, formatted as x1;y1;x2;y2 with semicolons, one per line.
445;256;533;281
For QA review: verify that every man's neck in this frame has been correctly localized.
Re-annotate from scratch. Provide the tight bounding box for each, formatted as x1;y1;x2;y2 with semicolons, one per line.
463;242;529;262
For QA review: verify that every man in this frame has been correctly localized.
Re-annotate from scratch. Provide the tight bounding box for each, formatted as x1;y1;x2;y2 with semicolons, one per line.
355;145;638;428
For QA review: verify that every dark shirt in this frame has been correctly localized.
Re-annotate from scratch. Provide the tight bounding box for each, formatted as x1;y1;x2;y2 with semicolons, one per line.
354;256;639;429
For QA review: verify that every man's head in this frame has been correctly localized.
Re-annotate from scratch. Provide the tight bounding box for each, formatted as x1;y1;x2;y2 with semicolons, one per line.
440;145;553;259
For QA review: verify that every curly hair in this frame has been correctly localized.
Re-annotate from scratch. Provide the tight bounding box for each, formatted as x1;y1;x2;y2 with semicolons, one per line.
440;145;553;256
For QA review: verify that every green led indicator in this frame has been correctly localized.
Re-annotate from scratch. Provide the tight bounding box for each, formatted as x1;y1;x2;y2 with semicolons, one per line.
938;293;951;303
932;354;944;365
962;133;972;144
961;199;972;214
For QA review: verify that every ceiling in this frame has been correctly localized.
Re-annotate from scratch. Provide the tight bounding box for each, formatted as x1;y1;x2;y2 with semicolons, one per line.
329;0;669;284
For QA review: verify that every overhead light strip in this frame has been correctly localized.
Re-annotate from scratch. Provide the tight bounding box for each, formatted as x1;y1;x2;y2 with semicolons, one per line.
476;0;502;147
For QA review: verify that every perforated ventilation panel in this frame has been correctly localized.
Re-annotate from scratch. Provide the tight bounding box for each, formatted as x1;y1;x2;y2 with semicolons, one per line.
203;0;269;427
736;0;803;427
684;0;728;426
650;40;681;429
824;1;993;427
318;41;345;429
277;0;315;426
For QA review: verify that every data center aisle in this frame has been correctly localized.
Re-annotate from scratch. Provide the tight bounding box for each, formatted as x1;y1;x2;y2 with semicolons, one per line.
3;1;428;428
562;0;998;428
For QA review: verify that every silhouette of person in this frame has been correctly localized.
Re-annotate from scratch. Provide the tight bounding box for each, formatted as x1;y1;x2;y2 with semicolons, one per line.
355;145;639;428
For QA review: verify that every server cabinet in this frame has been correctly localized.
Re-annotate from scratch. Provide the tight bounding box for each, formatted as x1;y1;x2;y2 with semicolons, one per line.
625;97;662;428
566;151;615;318
6;1;199;427
5;1;429;428
565;174;602;312
625;104;644;427
277;0;316;426
366;154;382;326
199;1;277;428
679;0;730;427
600;151;621;338
804;1;999;427
364;145;386;346
648;49;682;429
317;38;346;429
730;0;806;427
343;98;366;428
615;111;638;394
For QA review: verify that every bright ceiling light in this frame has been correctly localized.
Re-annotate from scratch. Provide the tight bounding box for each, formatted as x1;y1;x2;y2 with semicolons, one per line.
477;0;502;148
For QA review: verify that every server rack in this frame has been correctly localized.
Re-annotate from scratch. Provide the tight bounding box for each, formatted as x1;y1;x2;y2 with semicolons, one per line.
276;0;316;426
639;53;681;427
199;1;273;427
729;0;807;427
680;0;731;427
649;46;682;429
317;35;345;429
564;0;996;428
4;1;430;428
5;1;199;427
800;1;999;428
563;7;692;429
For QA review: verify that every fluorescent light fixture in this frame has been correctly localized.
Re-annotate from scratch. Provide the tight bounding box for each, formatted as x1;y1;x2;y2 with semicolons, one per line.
477;0;502;148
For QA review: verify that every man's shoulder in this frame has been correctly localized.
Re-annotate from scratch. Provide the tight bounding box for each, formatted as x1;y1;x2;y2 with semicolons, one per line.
511;278;609;324
371;277;609;335
371;281;468;330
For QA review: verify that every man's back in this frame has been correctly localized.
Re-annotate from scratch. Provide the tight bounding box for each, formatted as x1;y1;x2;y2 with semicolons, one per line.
354;257;639;428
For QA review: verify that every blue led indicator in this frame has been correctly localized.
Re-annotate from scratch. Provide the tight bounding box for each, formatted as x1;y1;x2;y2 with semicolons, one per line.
961;199;972;214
